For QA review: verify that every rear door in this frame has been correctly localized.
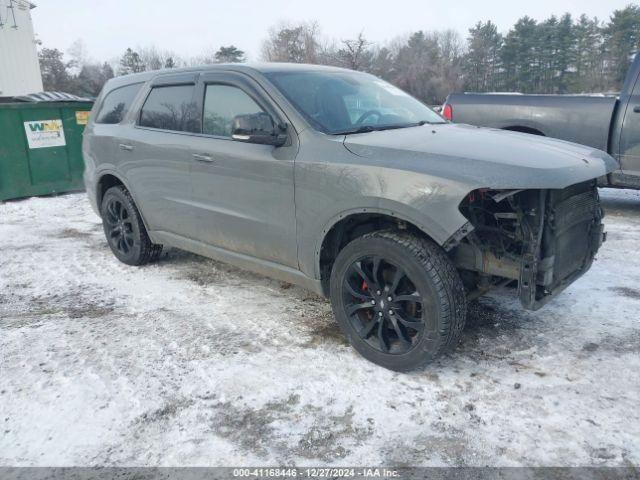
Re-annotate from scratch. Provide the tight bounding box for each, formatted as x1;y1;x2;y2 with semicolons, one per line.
118;73;201;238
86;82;144;179
186;71;298;268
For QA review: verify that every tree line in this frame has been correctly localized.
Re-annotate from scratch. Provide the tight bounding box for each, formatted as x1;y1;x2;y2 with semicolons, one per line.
38;4;640;104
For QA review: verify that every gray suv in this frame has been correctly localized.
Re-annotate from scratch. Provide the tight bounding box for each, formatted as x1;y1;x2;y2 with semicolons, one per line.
83;63;616;370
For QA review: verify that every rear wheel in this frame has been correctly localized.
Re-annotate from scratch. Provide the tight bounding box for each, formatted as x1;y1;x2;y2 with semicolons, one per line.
100;185;162;266
329;231;466;371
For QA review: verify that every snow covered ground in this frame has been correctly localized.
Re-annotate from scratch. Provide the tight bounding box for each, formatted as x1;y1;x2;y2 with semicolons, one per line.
0;189;639;467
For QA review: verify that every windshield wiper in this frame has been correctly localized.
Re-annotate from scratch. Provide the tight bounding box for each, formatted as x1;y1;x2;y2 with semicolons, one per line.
334;122;427;136
333;125;378;135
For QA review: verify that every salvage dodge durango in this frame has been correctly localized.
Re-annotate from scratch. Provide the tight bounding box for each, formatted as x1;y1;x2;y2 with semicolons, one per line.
83;63;617;371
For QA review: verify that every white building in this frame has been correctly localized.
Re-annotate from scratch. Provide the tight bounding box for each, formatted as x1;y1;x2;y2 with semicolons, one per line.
0;0;43;96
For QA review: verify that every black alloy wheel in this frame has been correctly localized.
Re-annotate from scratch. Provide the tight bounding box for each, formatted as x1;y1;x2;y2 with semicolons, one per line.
329;230;466;371
100;185;162;266
104;197;135;256
341;255;425;354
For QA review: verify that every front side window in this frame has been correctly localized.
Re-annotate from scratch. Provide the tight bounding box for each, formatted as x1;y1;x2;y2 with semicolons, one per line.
264;70;445;134
95;83;143;124
203;84;265;137
139;84;199;133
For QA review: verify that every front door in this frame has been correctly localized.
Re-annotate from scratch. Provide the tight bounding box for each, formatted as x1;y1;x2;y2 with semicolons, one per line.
619;76;640;177
187;72;298;268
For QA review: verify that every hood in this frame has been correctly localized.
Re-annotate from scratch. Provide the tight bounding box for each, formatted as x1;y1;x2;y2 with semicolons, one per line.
343;123;618;189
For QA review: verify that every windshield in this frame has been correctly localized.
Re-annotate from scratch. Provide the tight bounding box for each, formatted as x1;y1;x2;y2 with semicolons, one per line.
264;70;445;134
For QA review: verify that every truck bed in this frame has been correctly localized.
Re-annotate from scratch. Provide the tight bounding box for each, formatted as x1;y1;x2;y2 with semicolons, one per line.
445;93;619;152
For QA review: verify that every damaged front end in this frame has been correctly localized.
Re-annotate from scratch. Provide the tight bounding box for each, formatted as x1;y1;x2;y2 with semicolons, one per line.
451;180;605;310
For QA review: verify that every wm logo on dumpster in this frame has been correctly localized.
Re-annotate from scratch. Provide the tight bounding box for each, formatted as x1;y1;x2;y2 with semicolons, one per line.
24;119;66;149
28;121;63;133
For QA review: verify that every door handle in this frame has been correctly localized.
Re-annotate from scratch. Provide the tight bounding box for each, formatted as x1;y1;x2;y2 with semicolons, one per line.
119;143;134;151
192;153;214;163
634;106;640;113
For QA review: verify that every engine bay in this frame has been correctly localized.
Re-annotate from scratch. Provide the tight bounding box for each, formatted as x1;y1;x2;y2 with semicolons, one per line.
453;180;605;310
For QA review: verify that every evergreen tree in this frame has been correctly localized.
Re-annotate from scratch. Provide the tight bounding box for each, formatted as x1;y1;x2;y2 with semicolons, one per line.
38;48;73;92
553;13;576;93
501;17;539;92
463;21;503;91
603;5;640;88
573;15;606;92
118;48;146;75
214;45;246;63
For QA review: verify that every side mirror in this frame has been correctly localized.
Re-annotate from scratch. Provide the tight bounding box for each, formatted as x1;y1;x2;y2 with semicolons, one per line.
231;112;287;147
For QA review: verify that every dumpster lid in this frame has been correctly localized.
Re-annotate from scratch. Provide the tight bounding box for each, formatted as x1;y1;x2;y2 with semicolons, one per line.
12;92;93;103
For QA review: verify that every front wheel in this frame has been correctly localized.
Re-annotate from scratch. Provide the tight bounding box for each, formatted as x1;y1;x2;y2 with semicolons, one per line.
329;231;466;371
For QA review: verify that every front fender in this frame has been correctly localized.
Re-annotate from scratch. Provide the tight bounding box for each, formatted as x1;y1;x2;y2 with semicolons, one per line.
309;199;470;279
294;130;478;280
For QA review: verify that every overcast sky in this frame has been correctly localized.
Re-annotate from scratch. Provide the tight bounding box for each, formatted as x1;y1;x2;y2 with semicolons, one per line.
31;0;634;63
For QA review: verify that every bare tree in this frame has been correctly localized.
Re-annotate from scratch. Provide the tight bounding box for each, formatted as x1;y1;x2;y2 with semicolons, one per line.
337;32;372;70
390;30;464;104
260;21;323;63
67;39;89;74
138;46;182;71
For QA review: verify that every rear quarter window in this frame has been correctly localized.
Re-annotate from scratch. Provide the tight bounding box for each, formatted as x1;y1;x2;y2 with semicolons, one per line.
139;84;200;133
95;83;143;124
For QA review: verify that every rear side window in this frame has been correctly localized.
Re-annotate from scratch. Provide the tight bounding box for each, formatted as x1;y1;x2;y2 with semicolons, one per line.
139;84;199;133
203;84;265;137
95;83;143;124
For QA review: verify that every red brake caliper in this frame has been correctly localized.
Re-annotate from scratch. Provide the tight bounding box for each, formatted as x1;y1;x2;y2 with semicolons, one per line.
361;281;371;319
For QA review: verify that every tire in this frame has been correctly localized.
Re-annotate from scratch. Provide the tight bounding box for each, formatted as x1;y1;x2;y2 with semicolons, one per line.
100;185;162;266
329;230;466;371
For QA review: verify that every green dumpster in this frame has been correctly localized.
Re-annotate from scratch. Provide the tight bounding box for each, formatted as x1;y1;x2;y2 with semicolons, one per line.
0;100;93;201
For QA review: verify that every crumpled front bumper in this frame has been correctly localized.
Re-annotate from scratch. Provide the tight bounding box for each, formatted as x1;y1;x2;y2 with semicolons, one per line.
518;181;604;310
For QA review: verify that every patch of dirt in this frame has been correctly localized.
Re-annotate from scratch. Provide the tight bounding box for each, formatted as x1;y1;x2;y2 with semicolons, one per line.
56;228;94;239
210;394;372;462
137;397;195;424
382;429;479;466
212;394;302;457
0;243;46;253
298;299;347;347
295;405;372;461
178;325;262;358
456;297;545;360
581;330;640;356
586;444;624;463
303;320;349;347
0;288;116;329
609;286;640;300
164;250;274;288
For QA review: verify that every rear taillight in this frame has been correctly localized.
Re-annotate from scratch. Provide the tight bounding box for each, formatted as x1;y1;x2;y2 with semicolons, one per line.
442;103;452;121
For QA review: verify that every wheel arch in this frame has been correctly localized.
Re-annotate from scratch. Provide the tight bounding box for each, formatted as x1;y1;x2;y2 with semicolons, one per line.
95;171;154;236
315;208;449;296
501;125;546;136
96;172;126;209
